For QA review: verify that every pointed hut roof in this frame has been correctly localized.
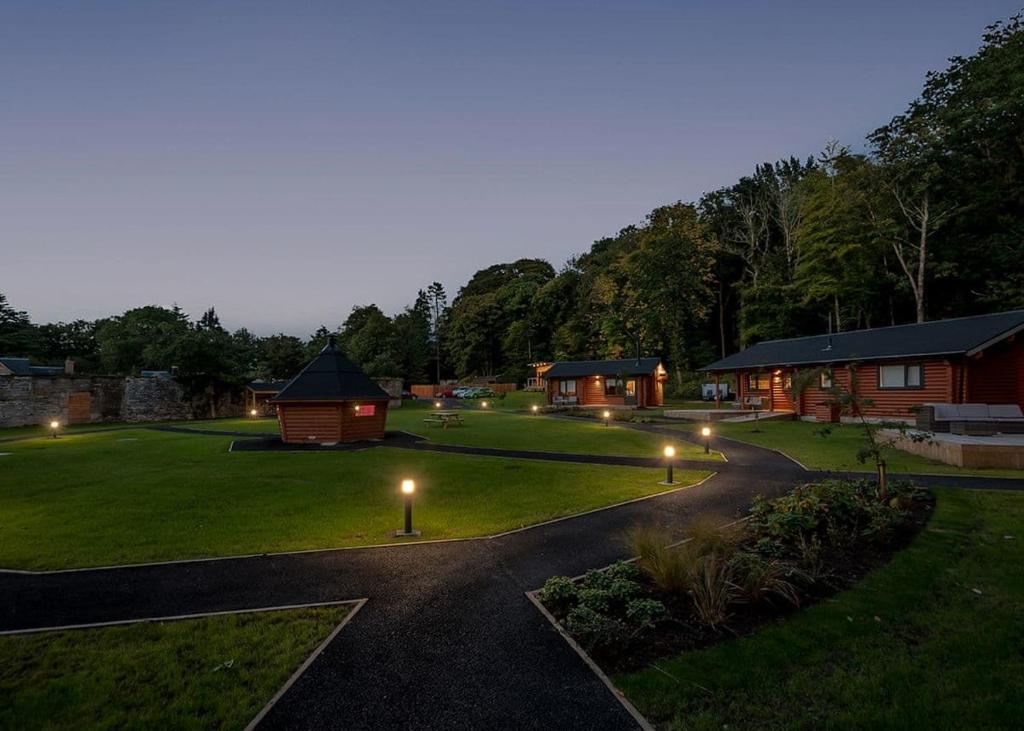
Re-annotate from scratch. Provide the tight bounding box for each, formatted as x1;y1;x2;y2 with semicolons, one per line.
272;338;389;402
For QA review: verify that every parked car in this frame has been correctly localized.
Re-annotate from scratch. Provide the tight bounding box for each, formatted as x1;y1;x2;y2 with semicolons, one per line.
401;390;418;400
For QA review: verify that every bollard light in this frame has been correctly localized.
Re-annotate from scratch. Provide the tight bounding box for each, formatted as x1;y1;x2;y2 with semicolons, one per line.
701;425;712;454
481;401;488;409
396;479;420;537
434;401;441;408
603;409;611;427
49;420;60;439
250;408;258;418
660;445;678;486
531;404;539;414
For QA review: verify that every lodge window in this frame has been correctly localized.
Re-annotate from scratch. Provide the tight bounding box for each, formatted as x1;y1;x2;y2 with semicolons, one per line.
747;374;770;391
355;404;376;417
605;378;624;396
558;379;577;397
878;363;924;389
820;370;833;389
625;379;636;397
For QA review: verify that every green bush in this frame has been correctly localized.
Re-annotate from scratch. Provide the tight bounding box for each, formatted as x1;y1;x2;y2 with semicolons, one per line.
625;597;666;629
749;479;911;551
538;575;579;613
730;550;801;606
565;606;629;651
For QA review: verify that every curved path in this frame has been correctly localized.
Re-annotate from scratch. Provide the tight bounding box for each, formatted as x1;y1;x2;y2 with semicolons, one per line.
2;423;1022;729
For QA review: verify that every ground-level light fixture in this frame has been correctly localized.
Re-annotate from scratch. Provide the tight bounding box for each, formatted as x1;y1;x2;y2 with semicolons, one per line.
250;408;258;418
434;401;442;408
701;425;712;454
481;401;488;408
49;420;60;439
603;409;611;426
660;445;678;486
531;404;539;414
396;479;420;537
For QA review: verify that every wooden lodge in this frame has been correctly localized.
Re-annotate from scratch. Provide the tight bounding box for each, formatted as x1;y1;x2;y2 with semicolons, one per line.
543;357;666;408
272;338;390;443
701;310;1024;422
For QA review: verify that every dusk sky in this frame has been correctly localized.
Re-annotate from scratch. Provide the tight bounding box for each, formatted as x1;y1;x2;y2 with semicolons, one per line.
3;1;1019;336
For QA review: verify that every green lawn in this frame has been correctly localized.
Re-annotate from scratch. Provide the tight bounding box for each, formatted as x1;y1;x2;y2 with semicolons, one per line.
388;405;722;461
667;419;1024;478
616;488;1024;729
176;417;281;434
0;429;708;570
0;605;350;730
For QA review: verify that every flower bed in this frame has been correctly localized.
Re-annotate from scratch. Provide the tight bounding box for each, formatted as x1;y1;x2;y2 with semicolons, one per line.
538;479;933;672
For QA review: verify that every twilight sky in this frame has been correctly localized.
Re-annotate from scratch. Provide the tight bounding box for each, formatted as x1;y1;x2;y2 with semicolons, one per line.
2;1;1018;336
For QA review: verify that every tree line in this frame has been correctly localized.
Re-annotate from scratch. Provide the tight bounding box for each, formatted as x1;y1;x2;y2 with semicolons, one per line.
2;14;1022;396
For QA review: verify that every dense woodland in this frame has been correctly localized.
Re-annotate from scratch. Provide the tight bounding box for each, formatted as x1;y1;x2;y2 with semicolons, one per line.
2;15;1022;397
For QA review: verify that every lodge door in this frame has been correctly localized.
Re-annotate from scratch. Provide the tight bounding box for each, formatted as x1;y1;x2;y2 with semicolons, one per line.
625;379;637;406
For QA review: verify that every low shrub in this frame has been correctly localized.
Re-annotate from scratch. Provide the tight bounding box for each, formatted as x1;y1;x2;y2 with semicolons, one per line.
688;552;739;627
565;606;629;651
538;576;578;613
749;479;910;551
730;550;801;607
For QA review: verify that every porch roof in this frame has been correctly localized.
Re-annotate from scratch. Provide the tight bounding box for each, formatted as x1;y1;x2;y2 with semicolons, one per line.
702;309;1024;372
545;357;661;378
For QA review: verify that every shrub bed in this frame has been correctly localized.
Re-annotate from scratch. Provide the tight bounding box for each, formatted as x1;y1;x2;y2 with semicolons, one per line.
537;478;932;672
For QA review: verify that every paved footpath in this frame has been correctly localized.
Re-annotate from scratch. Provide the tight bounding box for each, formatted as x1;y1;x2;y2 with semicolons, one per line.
2;427;1022;729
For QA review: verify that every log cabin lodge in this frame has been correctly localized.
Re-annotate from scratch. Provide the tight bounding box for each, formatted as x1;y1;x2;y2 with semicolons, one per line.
272;338;390;443
701;309;1024;422
542;357;666;408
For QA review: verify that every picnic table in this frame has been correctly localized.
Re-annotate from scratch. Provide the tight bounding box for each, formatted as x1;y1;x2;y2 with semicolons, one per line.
423;411;465;429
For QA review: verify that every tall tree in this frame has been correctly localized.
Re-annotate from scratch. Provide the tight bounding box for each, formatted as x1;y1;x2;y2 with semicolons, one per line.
425;282;448;383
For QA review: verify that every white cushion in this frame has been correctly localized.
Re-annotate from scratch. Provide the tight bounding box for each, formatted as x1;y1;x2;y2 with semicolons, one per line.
932;404;960;421
958;404;991;419
989;404;1024;419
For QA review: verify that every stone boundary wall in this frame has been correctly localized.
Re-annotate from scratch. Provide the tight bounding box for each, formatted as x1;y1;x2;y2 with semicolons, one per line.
0;375;243;428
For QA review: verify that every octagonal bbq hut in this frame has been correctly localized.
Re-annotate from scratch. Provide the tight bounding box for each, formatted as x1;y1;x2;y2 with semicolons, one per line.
272;338;390;444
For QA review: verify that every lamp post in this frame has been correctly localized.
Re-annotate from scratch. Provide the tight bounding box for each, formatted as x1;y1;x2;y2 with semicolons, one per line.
660;445;679;485
603;409;611;427
49;420;60;439
701;425;712;454
396;479;420;537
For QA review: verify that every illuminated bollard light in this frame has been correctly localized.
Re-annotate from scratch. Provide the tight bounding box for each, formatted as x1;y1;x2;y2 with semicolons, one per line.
395;479;421;537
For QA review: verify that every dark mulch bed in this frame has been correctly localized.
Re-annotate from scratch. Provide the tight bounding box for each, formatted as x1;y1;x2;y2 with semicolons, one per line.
554;497;934;675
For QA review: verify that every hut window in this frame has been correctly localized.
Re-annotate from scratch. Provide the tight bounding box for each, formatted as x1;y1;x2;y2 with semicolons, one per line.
558;380;577;397
747;374;770;391
604;378;624;396
820;371;833;389
625;379;636;397
355;404;376;417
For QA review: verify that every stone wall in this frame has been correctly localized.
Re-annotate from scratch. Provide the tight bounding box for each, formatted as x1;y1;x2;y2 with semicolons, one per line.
121;377;191;422
0;375;242;428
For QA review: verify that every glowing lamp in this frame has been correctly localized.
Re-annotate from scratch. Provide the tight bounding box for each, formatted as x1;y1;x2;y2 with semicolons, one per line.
602;409;611;426
481;401;488;408
397;479;420;536
250;408;258;417
701;425;712;454
434;401;441;408
49;420;60;439
661;445;678;485
663;445;676;459
701;426;711;437
531;404;539;414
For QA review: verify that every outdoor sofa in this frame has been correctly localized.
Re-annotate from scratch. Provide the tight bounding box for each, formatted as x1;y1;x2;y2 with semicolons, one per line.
915;403;1024;435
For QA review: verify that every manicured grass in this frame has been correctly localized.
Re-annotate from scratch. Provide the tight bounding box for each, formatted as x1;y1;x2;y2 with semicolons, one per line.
615;488;1024;729
0;429;709;570
177;417;280;434
668;419;1024;478
388;407;722;461
0;605;349;730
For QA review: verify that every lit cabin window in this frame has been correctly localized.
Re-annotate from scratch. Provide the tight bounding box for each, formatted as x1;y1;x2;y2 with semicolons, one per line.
820;371;833;389
558;379;577;397
747;374;770;390
355;404;376;417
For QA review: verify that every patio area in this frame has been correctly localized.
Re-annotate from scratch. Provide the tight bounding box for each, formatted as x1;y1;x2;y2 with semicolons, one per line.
663;408;795;423
884;429;1024;470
